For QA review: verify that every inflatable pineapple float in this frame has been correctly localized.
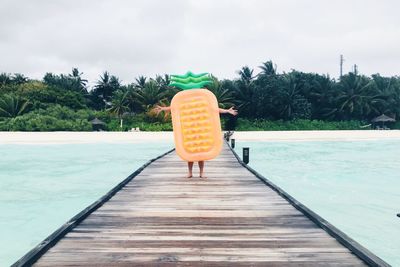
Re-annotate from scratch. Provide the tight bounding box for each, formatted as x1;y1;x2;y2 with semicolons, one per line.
169;72;222;162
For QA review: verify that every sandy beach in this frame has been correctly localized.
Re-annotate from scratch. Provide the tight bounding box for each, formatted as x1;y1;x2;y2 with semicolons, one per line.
231;130;400;142
1;130;400;144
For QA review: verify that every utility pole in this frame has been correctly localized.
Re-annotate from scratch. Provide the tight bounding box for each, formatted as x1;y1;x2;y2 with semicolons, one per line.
340;54;344;78
353;64;358;75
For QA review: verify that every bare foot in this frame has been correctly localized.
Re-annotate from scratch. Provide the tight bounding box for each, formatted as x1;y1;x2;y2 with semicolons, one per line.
200;174;207;179
186;174;193;178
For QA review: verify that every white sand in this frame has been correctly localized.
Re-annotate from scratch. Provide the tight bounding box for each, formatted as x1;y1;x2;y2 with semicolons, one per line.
231;130;400;142
0;131;174;144
1;130;400;144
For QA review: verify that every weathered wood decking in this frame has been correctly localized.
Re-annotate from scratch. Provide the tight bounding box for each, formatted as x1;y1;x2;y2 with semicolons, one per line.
16;143;388;266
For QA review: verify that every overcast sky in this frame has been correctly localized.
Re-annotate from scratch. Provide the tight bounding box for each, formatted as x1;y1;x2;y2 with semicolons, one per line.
1;0;399;85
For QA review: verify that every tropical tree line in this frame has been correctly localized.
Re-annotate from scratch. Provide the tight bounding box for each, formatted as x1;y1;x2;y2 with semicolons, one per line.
0;61;399;131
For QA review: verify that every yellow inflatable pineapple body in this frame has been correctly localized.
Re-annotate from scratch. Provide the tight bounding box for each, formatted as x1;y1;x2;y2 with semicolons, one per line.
169;72;222;161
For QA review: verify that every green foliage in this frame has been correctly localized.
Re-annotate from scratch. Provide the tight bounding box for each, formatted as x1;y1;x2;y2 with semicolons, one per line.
309;74;337;119
98;116;364;132
233;66;256;117
273;73;312;120
335;72;380;120
259;61;277;76
0;73;12;86
108;90;130;118
134;76;147;89
0;73;29;87
235;118;365;131
205;77;235;108
91;71;121;109
107;90;131;129
20;82;87;110
0;105;93;131
133;80;168;111
2;63;400;131
43;68;88;93
393;121;400;129
0;94;30;118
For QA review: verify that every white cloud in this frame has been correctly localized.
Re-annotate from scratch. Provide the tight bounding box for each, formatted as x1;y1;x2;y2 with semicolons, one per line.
0;0;399;85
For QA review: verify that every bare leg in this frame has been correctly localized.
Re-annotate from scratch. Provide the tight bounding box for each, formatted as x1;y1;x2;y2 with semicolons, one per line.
199;161;206;178
187;162;193;178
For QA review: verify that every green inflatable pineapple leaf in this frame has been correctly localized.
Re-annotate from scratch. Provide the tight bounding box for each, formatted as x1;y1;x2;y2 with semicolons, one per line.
169;71;212;90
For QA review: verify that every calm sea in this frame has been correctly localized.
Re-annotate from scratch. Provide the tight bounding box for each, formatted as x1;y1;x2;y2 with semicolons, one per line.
236;140;400;266
0;142;172;266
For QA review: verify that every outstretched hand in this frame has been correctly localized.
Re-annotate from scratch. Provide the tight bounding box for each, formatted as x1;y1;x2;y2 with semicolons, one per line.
153;105;171;118
227;107;238;116
153;105;164;116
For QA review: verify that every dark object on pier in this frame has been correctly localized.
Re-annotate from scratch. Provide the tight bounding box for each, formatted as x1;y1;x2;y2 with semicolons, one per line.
224;115;237;131
243;147;249;164
397;213;400;218
224;131;234;141
231;138;235;149
90;118;106;131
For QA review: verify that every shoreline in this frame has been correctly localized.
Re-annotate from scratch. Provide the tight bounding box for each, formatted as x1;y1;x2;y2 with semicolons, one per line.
1;130;400;144
231;130;400;142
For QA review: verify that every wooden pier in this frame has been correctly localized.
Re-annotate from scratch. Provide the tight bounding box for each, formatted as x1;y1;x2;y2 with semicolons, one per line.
14;143;388;266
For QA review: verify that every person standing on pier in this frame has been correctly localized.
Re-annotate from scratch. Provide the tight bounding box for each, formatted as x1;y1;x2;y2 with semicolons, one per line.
154;105;237;178
153;72;238;178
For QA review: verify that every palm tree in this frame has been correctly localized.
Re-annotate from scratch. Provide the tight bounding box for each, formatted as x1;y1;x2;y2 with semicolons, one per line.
309;75;337;119
273;74;310;120
108;90;130;129
310;75;334;102
94;71;121;106
0;94;30;118
153;74;179;101
0;73;28;87
206;77;235;108
155;75;170;89
119;85;140;113
371;74;399;118
134;76;147;89
0;73;12;87
133;80;167;111
69;68;88;93
237;66;254;85
335;72;377;120
259;61;277;76
233;66;256;117
12;73;28;85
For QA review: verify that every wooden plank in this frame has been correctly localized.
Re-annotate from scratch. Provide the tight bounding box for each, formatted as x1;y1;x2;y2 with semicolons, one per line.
12;143;387;266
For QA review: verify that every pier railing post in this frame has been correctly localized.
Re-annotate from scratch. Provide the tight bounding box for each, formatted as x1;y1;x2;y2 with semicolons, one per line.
243;147;249;164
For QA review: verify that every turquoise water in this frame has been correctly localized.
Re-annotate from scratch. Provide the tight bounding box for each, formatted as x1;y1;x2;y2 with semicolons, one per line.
237;140;400;266
0;142;172;266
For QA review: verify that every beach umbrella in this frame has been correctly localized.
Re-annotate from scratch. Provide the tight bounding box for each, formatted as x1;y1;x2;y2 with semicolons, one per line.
371;114;395;123
90;118;106;131
371;114;395;129
90;118;106;125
